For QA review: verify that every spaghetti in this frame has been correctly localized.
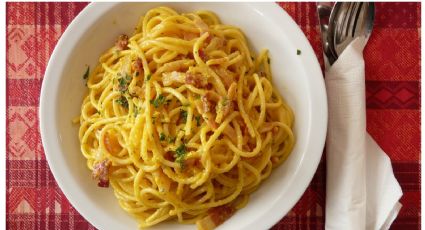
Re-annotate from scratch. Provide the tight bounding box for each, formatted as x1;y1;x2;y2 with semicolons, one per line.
77;6;295;229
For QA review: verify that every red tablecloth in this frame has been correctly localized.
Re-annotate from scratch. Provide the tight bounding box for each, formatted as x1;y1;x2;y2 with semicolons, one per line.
6;2;420;229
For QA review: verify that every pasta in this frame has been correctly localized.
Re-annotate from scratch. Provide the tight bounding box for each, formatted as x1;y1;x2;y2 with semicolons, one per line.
77;6;295;229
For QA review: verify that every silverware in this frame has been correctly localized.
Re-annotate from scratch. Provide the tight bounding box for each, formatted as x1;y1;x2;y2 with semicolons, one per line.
317;2;375;65
328;2;375;58
316;2;337;64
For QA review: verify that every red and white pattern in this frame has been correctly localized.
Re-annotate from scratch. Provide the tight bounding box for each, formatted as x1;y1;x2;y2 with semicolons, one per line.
6;2;420;229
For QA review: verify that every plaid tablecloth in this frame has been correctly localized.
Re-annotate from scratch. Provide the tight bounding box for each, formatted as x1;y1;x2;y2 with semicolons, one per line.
6;2;420;229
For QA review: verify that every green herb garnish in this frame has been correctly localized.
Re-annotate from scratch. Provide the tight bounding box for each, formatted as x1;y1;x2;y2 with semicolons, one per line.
116;96;129;108
168;136;176;143
297;49;301;55
135;71;139;77
174;143;187;168
150;94;166;108
159;133;166;141
180;109;188;122
117;73;131;92
195;115;201;127
267;58;270;64
145;73;152;81
83;66;90;80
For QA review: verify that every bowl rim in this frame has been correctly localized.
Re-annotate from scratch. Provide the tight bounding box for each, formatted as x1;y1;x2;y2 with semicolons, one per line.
39;2;327;230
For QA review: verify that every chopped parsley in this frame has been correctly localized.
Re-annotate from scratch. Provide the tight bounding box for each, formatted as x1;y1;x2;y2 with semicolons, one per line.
116;96;128;108
145;73;152;81
159;133;166;141
195;115;201;127
168;136;176;143
135;71;139;77
150;94;166;108
195;95;201;100
174;143;187;168
117;73;131;92
180;109;188;122
83;66;90;80
267;58;270;64
297;49;302;55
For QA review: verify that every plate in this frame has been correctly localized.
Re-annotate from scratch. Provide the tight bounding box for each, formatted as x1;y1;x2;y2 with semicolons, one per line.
39;3;327;230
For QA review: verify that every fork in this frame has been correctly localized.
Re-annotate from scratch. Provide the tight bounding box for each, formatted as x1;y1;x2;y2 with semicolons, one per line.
322;2;375;65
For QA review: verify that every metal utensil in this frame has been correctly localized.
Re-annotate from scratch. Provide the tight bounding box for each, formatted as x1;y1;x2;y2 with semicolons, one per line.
328;2;375;61
316;2;338;64
317;2;375;65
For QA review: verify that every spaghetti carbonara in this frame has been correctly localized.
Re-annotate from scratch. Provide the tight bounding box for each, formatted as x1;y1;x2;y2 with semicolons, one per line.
77;6;294;230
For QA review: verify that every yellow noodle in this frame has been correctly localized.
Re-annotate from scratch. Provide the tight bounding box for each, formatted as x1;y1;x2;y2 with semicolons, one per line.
77;6;294;230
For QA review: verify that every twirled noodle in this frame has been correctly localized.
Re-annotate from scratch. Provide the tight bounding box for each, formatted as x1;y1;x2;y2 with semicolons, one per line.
77;6;295;230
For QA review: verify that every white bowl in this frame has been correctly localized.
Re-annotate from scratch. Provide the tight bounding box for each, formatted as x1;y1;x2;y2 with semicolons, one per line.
40;2;327;230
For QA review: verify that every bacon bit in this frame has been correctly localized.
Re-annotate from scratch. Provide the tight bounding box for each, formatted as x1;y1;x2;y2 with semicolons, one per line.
187;52;194;59
195;93;218;130
239;122;249;137
201;94;213;113
205;83;213;90
104;132;121;154
132;58;143;74
183;32;198;41
205;34;213;43
196;205;235;230
162;71;186;86
115;34;129;50
164;152;175;161
92;159;111;187
246;142;256;152
185;72;207;88
220;96;234;118
198;49;208;62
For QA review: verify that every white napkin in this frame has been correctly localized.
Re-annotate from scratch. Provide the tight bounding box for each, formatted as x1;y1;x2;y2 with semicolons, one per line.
324;38;403;230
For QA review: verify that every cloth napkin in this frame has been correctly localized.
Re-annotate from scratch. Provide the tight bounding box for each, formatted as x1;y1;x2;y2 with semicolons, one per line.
324;37;403;230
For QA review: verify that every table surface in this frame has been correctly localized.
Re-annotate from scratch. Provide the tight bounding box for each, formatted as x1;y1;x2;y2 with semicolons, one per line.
6;2;420;229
